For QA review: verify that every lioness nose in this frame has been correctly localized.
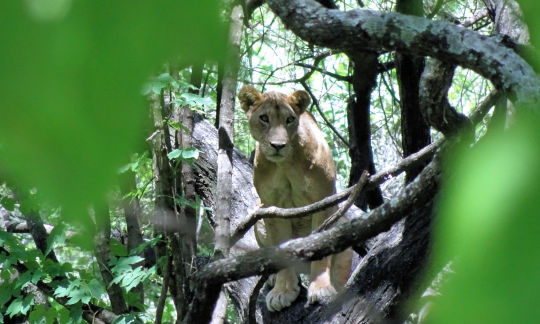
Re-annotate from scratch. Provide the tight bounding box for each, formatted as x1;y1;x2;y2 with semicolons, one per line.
271;143;286;151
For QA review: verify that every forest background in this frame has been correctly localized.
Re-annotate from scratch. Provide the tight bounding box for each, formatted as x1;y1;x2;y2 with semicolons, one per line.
0;0;539;323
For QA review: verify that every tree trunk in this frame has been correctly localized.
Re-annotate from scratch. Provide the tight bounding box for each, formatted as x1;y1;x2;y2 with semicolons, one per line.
347;53;384;210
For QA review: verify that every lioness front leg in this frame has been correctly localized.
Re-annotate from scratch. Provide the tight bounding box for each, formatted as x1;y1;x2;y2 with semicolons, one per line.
266;267;300;312
308;257;336;304
256;218;301;311
308;210;338;304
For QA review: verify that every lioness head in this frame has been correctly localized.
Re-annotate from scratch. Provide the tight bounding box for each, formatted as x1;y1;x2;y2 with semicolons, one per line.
238;85;311;163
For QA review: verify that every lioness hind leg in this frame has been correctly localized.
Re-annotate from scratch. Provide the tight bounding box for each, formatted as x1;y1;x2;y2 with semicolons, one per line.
266;268;300;312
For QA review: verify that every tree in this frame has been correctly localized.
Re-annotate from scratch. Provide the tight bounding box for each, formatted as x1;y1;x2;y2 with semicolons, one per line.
1;1;539;323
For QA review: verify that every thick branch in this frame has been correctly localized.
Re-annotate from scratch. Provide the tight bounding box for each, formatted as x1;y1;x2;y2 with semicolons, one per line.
419;59;473;137
347;52;384;210
196;156;440;286
265;0;539;105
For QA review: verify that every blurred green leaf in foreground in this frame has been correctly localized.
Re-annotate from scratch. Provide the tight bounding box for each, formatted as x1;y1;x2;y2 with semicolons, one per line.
428;110;540;323
0;0;225;226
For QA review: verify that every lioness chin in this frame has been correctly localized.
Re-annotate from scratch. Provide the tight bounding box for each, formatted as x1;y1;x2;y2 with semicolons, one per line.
238;85;352;312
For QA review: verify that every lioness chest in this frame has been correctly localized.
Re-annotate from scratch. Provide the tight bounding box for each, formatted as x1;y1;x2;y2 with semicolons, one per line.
254;152;335;226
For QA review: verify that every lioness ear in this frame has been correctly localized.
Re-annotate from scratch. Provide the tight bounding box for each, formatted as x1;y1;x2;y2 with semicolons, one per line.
238;85;263;112
288;90;311;114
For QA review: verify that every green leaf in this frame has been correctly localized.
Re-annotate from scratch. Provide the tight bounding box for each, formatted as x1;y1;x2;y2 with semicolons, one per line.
181;148;200;160
6;295;34;317
6;297;23;318
167;120;190;133
112;314;144;324
54;285;69;298
14;271;32;290
29;304;47;324
46;223;66;256
109;238;128;257
0;196;15;211
88;279;105;299
167;149;182;160
129;236;160;256
31;269;43;284
68;305;83;324
0;284;14;308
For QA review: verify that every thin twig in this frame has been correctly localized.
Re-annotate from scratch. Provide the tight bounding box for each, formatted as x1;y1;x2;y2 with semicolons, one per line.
294;62;351;82
155;254;171;324
317;170;369;232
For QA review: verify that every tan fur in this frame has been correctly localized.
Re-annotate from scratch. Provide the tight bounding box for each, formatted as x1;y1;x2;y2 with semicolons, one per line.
238;85;352;312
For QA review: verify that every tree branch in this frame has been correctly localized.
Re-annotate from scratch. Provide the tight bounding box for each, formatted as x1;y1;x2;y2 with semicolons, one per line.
317;170;369;232
264;0;539;105
229;138;442;251
294;62;351;82
419;59;473;137
196;155;441;287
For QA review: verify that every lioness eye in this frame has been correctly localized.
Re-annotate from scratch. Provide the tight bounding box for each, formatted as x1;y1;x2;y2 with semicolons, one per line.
260;114;269;123
286;116;295;124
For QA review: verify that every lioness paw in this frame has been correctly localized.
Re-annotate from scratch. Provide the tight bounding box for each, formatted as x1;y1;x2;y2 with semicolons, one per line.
307;278;337;304
266;283;300;312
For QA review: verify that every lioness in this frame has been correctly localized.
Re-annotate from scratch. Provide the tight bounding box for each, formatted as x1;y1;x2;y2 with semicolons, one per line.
238;85;352;312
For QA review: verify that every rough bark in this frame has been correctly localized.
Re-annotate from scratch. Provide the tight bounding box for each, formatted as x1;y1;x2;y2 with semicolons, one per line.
191;113;262;324
264;0;539;105
419;59;473;138
215;2;243;258
395;0;432;183
194;156;440;288
483;0;529;44
347;53;384;210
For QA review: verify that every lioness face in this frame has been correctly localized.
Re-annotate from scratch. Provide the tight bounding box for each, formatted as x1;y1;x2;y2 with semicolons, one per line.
238;85;311;163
